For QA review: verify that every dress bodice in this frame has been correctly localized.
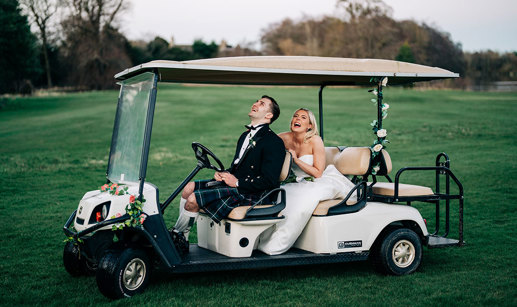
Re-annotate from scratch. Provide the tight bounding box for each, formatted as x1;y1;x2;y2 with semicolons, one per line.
292;155;313;178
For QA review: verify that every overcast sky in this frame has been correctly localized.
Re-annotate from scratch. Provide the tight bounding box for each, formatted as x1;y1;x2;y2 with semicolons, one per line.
122;0;517;53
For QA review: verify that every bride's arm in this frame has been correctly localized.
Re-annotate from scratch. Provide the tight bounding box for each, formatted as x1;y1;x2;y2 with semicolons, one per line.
291;136;325;178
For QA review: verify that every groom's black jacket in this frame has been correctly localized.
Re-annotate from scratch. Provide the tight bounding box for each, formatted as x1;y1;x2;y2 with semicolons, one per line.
228;124;285;195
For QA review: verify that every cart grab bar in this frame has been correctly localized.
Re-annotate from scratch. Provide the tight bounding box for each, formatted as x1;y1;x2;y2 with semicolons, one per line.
394;166;464;199
62;211;130;238
245;188;286;218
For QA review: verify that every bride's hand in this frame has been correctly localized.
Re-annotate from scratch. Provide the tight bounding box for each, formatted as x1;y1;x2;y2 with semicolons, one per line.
288;149;298;160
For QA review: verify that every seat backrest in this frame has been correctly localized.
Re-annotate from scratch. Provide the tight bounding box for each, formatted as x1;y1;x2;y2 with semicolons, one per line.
324;147;341;168
334;147;372;175
325;146;392;176
279;151;292;182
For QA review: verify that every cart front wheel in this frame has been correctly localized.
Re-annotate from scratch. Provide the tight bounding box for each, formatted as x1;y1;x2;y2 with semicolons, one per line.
372;228;422;275
63;241;95;276
96;248;151;299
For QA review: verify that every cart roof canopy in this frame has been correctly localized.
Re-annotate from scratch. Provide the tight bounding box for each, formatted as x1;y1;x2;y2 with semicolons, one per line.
115;56;458;86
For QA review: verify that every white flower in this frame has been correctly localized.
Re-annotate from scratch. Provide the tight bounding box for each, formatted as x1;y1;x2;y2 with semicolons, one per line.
382;114;388;119
372;90;378;96
373;144;383;152
373;165;380;173
377;129;387;138
382;103;390;111
382;77;388;86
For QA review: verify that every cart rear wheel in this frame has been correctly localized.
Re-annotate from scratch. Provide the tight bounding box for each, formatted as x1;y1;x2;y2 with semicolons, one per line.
96;248;151;299
63;242;95;276
372;228;422;275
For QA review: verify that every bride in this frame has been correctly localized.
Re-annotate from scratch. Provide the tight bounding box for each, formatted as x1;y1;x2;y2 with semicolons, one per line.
258;108;355;255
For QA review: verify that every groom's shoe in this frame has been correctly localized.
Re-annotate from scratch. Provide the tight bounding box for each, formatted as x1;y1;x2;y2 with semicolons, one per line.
170;228;189;257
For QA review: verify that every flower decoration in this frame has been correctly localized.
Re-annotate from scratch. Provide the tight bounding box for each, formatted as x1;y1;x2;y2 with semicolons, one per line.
100;183;128;195
373;144;383;152
368;77;390;175
249;136;256;148
376;129;387;138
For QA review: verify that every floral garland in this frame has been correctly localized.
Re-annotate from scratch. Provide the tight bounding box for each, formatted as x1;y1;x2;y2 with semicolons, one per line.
368;77;390;175
110;194;146;242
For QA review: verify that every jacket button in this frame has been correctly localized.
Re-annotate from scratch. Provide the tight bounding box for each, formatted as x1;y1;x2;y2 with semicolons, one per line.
251;165;254;169
251;179;254;182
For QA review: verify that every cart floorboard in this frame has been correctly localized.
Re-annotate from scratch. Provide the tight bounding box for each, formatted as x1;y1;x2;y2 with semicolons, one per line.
169;245;370;273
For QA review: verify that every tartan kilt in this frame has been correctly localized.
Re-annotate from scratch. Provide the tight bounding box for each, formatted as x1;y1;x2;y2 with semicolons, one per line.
194;180;269;223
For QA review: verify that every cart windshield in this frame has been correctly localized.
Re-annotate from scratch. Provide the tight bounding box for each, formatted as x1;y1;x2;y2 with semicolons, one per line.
107;72;155;184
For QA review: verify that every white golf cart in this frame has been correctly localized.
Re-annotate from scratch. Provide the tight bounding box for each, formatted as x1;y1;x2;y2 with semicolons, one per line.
63;56;464;299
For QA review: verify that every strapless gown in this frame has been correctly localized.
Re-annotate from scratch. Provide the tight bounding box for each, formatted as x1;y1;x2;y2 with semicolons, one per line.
258;155;355;255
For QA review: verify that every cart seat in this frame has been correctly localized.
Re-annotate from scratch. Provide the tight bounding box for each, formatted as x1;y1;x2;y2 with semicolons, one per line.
369;182;433;197
312;147;370;216
227;205;277;220
369;150;435;200
196;152;292;258
313;198;357;216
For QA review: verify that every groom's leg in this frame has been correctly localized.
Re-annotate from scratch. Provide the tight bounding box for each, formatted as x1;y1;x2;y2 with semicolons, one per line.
174;182;199;240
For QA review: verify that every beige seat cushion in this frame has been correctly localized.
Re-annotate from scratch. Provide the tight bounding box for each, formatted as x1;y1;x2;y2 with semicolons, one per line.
200;205;276;220
370;182;434;197
226;205;275;220
312;198;357;216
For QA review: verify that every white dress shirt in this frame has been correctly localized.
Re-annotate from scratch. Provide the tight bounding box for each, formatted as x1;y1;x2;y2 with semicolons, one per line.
233;125;263;165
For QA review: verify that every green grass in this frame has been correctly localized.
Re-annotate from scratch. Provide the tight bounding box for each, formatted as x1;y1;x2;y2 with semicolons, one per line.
1;85;516;306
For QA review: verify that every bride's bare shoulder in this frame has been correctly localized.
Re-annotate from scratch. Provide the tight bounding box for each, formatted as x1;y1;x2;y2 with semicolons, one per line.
309;135;324;147
278;132;292;141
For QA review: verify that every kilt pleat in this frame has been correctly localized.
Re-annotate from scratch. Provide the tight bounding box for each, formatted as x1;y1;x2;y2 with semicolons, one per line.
194;180;268;223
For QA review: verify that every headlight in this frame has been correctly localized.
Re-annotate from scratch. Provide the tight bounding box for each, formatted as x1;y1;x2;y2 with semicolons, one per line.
101;204;108;220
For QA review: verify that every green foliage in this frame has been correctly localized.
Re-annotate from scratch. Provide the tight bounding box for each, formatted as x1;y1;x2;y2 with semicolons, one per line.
0;0;41;93
128;36;219;65
1;87;516;305
192;39;219;59
396;42;415;63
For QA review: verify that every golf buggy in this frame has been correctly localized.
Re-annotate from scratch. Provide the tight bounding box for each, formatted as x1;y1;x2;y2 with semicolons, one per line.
63;56;464;299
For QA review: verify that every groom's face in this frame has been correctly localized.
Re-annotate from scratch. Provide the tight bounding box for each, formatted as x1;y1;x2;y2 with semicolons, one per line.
249;97;273;122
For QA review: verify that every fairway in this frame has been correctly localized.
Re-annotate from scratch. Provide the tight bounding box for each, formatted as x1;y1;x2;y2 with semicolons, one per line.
1;85;516;305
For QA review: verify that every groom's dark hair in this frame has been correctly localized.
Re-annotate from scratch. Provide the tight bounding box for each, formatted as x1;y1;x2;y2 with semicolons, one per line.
262;95;280;123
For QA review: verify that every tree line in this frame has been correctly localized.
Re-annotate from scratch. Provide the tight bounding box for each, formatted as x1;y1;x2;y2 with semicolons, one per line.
1;0;515;94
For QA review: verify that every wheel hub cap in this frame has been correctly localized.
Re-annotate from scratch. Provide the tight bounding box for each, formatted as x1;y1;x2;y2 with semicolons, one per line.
123;258;146;291
392;239;415;268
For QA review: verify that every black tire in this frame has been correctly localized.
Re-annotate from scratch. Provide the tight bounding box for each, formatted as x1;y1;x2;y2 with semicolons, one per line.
63;242;95;276
96;248;151;299
371;228;422;276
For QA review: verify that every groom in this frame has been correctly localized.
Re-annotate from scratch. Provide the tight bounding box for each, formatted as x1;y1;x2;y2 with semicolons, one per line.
172;95;285;252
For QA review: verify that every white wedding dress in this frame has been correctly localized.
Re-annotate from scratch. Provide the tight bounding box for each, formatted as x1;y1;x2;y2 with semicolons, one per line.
258;155;356;255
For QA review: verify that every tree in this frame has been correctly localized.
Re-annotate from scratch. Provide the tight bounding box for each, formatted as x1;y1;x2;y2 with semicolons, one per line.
20;0;57;88
395;42;415;63
61;0;131;89
192;40;218;59
0;0;41;94
336;0;392;22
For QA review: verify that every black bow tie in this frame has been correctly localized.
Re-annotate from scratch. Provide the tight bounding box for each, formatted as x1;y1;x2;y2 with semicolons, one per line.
245;124;266;131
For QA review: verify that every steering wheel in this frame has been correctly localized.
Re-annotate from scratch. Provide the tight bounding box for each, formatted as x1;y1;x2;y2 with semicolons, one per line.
191;142;225;172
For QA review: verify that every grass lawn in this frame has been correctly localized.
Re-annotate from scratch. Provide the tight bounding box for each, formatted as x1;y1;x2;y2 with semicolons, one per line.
1;85;516;306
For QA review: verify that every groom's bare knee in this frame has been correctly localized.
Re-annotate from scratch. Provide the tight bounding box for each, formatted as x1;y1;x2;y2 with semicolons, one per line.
185;193;199;212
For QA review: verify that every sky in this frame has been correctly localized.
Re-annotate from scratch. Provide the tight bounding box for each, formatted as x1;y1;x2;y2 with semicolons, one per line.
122;0;517;53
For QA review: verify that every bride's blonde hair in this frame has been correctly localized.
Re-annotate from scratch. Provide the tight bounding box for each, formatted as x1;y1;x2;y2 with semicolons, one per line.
292;108;319;143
